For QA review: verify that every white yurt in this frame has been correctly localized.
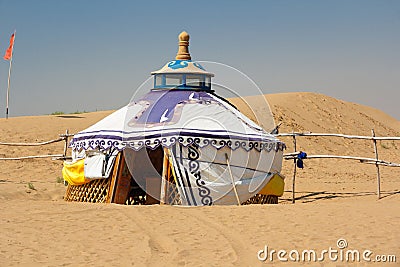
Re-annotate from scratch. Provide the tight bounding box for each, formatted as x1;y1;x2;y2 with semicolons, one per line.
63;32;285;205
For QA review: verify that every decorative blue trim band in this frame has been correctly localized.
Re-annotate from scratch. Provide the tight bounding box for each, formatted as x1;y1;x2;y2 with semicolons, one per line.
70;134;286;153
168;60;190;69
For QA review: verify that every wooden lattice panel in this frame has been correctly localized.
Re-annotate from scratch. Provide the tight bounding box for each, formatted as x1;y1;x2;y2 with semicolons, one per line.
165;182;182;205
64;178;111;203
242;194;278;205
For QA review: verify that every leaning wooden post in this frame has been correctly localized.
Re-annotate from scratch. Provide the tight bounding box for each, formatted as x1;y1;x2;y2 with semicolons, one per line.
160;147;170;205
292;133;297;204
371;129;381;199
63;129;69;159
225;153;241;206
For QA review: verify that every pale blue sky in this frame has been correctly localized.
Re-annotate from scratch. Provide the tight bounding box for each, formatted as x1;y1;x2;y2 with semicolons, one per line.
0;0;399;119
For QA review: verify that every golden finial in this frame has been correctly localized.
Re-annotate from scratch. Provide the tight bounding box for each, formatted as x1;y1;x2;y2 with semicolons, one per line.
175;31;191;60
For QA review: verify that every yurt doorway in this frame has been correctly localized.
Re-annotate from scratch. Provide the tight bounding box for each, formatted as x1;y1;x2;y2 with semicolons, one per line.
109;147;164;205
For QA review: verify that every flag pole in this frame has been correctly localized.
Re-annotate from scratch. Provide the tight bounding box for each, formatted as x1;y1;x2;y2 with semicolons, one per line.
5;31;15;119
6;52;13;119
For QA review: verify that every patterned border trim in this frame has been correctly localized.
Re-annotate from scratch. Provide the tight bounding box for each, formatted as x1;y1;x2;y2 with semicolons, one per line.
70;136;286;153
187;145;213;205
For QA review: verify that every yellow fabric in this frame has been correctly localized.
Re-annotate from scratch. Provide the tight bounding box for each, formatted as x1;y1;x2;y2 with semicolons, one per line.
62;159;89;186
258;173;285;197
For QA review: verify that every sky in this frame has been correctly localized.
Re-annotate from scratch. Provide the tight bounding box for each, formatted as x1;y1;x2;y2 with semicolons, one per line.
0;0;399;119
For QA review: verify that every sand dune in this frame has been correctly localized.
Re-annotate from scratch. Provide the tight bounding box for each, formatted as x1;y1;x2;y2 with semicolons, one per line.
232;92;400;203
0;92;399;266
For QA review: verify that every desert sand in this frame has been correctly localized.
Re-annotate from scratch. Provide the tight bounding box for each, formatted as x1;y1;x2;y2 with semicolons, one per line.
0;92;399;266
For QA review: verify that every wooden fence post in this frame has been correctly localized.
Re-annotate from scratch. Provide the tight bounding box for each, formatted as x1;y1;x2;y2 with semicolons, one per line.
292;133;297;204
63;129;69;159
371;129;381;199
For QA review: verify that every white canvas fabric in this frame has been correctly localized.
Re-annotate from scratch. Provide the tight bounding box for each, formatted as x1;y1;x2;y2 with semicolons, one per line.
168;144;283;205
84;150;118;179
84;152;106;179
70;90;284;153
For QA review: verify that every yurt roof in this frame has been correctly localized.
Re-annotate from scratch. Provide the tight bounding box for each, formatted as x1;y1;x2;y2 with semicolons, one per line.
151;60;214;76
151;31;213;76
69;32;284;153
70;90;284;152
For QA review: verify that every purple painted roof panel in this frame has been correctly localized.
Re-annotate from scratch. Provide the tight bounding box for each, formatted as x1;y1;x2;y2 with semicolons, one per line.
134;90;214;124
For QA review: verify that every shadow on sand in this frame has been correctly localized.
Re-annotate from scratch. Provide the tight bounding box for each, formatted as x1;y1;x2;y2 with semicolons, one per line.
280;190;400;203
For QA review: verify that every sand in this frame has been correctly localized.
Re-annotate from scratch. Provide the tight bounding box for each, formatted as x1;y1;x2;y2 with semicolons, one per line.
0;92;399;266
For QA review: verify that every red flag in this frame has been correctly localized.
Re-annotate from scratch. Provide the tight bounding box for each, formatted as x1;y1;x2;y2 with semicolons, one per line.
3;33;15;61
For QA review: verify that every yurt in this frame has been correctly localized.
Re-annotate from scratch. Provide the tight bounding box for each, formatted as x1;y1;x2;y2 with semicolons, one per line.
63;32;286;205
